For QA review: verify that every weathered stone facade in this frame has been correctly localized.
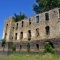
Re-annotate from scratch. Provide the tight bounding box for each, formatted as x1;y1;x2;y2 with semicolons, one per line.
2;8;60;53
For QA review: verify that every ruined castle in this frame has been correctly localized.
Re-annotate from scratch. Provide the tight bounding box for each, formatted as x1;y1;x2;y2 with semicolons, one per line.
2;8;60;53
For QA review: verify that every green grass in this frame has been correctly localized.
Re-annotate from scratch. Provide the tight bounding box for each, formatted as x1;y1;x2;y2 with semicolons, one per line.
0;53;60;60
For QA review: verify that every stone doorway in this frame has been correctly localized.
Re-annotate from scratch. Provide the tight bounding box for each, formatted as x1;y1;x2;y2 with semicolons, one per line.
45;41;54;48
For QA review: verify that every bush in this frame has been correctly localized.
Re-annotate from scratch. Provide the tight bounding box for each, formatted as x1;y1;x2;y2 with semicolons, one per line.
12;45;16;51
44;42;54;54
1;39;6;51
1;39;6;47
13;13;27;22
27;43;30;52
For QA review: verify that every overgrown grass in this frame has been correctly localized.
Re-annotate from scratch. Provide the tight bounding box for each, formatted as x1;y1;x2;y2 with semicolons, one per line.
0;53;59;60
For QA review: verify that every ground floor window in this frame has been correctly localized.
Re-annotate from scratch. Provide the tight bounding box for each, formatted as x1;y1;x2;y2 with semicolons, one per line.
45;41;54;48
20;45;22;49
36;44;39;50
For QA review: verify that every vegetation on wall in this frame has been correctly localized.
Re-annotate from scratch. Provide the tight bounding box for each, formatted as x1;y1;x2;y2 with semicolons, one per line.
44;42;55;54
12;45;16;51
1;39;6;51
13;12;27;22
33;0;60;14
27;43;30;52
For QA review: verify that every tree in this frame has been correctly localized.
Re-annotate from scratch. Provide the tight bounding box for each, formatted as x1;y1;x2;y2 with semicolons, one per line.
13;12;27;22
33;0;60;14
1;39;6;51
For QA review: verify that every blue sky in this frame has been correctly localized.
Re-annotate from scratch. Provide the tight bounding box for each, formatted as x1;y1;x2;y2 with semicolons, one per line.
0;0;36;40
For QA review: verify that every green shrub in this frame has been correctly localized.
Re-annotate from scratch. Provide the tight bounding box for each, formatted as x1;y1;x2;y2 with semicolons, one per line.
12;45;16;51
1;39;6;51
1;39;6;47
27;43;30;52
13;13;27;22
44;42;54;54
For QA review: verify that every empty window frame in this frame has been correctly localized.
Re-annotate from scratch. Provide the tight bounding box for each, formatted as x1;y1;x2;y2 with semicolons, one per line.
11;37;13;40
27;43;30;50
6;24;8;29
13;27;14;29
22;21;24;27
45;13;49;20
45;41;54;48
29;18;31;25
7;24;8;27
20;32;23;39
36;16;39;23
45;26;50;35
16;23;18;30
28;30;31;40
58;9;60;18
5;33;7;39
36;28;39;37
12;37;13;40
20;45;22;49
36;44;39;50
15;33;17;40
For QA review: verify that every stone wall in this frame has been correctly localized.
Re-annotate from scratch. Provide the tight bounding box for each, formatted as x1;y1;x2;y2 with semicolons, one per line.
2;8;60;42
2;8;60;54
0;38;60;54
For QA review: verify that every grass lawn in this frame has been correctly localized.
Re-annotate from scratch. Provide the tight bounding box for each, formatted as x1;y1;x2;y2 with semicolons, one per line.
0;53;60;60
